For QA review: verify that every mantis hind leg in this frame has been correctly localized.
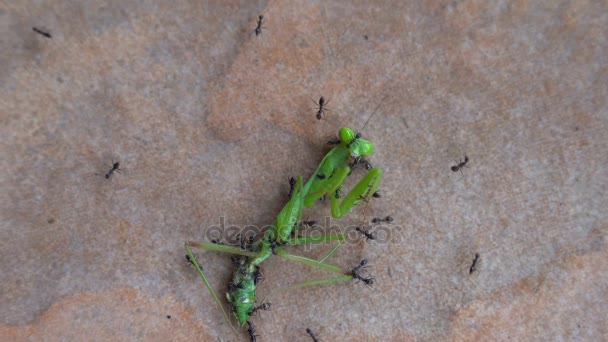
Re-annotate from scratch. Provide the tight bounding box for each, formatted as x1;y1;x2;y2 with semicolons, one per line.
284;275;354;290
331;168;383;218
184;242;241;335
287;233;345;264
275;249;361;291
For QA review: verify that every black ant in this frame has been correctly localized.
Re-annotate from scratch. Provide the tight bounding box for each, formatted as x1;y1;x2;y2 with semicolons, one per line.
254;15;265;37
306;327;321;342
371;216;393;224
32;27;52;38
250;301;271;316
185;254;196;267
227;280;245;292
269;236;290;255
269;236;278;255
300;220;318;227
247;321;259;342
238;233;258;252
312;96;330;120
348;156;373;171
231;256;247;268
335;187;342;199
238;265;249;276
105;161;122;179
288;176;296;198
253;265;264;285
352;259;367;274
253;0;275;38
469;253;480;274
327;137;341;146
292;219;319;238
451;155;469;180
350;259;375;287
372;191;381;198
355;227;376;242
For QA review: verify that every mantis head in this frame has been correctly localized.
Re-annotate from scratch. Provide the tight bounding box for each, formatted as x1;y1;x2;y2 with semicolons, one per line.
339;127;374;158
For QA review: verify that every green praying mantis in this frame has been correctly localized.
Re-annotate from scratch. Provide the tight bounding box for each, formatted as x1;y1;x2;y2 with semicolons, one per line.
185;120;383;337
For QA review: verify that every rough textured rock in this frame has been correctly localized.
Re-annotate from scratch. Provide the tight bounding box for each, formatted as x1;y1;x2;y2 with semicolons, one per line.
1;1;606;341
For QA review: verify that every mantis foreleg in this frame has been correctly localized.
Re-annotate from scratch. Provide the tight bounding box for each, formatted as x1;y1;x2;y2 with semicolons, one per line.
331;167;382;218
304;167;382;218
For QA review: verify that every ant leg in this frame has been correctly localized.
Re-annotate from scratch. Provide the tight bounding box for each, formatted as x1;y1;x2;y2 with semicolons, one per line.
457;169;464;181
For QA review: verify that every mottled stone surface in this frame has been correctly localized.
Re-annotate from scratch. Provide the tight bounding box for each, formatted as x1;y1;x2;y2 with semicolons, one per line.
1;1;606;341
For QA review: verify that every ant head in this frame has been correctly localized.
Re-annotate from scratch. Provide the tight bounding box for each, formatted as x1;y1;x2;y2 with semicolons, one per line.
339;127;374;158
259;14;264;20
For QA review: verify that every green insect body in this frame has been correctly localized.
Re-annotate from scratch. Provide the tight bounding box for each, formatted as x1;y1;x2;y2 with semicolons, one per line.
185;127;383;334
226;257;257;324
272;175;305;244
303;127;382;218
226;177;305;325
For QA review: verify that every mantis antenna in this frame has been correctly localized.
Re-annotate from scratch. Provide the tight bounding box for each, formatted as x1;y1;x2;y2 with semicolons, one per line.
359;95;388;133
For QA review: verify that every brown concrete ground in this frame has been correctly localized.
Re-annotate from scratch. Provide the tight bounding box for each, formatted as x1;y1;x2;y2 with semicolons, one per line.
1;1;607;341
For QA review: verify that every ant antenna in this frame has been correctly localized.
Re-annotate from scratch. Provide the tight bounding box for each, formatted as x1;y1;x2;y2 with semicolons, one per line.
359;95;387;133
